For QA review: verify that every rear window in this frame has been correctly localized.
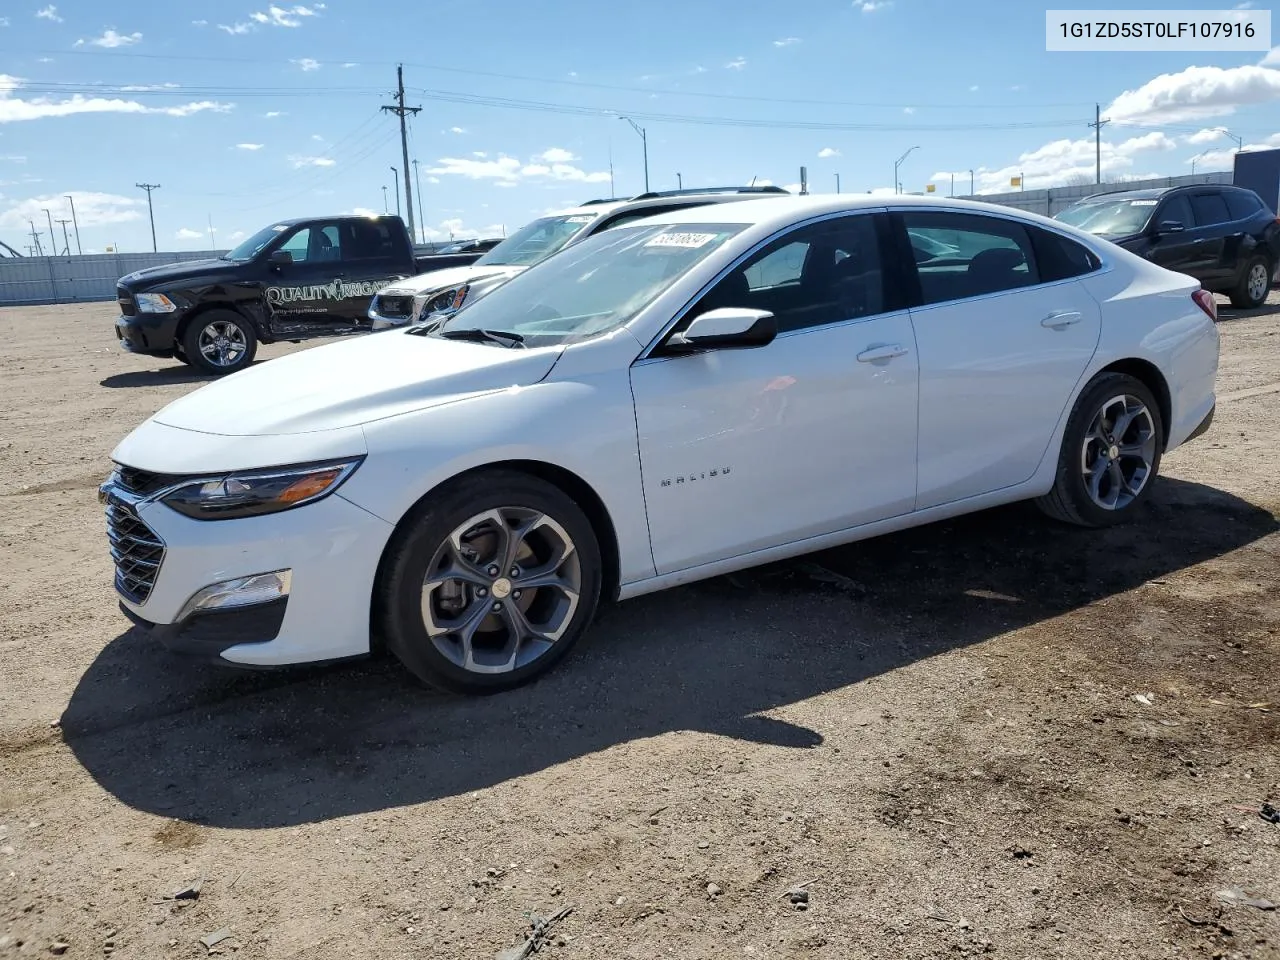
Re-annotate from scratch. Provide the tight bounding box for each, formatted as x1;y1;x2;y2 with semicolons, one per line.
1031;227;1101;281
1225;190;1263;221
1190;193;1231;226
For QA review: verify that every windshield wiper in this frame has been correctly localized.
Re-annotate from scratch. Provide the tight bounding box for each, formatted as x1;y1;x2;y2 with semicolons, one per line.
437;327;526;348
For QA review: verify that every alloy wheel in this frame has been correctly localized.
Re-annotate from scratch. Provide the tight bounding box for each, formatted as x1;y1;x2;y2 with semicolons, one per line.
1079;394;1157;510
421;507;582;674
1247;263;1269;304
197;320;248;368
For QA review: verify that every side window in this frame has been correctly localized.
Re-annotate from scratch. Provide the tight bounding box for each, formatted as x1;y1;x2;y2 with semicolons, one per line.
1190;193;1231;226
1030;227;1101;282
345;220;396;260
900;212;1039;305
281;225;342;263
1225;190;1262;221
279;227;312;263
690;215;884;334
1158;194;1195;229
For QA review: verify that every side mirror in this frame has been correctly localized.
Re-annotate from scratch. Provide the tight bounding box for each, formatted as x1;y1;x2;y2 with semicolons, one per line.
1156;220;1185;234
665;307;777;354
268;249;293;267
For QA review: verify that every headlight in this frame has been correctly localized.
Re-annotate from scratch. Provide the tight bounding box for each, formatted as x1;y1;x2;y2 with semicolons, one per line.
160;458;363;521
414;285;469;320
135;293;178;314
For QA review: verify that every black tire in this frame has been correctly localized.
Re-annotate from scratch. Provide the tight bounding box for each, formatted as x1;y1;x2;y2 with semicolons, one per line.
377;470;602;694
1036;372;1164;528
180;309;258;376
1228;255;1272;310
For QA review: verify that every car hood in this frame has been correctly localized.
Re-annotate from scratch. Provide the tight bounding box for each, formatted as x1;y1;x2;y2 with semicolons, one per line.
149;330;563;436
118;258;240;290
380;263;525;296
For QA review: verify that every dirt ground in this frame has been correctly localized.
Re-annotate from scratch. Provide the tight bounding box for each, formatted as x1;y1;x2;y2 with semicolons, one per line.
1;296;1278;960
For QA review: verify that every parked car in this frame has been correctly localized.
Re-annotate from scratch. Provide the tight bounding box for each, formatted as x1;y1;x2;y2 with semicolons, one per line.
114;215;442;376
433;237;504;256
101;195;1218;693
1054;184;1279;309
366;186;790;330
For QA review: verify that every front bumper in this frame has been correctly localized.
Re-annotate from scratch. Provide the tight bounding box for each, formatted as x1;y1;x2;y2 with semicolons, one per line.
116;310;182;356
104;484;395;667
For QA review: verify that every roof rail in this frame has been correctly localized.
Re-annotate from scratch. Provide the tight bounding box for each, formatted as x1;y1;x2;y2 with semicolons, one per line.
577;196;631;206
628;185;790;201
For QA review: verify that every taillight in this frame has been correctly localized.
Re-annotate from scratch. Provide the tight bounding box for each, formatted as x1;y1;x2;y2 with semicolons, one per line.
1192;288;1218;322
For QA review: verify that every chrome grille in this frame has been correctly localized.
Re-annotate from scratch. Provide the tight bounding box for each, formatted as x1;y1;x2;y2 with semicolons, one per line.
104;495;165;604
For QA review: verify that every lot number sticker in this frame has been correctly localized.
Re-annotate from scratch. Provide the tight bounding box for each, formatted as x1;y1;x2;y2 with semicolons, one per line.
645;232;719;249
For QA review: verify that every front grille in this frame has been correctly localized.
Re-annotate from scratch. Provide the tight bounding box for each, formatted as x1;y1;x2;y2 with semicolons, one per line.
116;465;180;498
117;286;136;317
376;294;414;319
104;496;165;604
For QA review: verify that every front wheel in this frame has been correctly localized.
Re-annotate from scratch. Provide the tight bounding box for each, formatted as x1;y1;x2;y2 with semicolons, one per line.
1036;372;1163;527
181;310;258;375
377;471;602;693
1229;256;1272;310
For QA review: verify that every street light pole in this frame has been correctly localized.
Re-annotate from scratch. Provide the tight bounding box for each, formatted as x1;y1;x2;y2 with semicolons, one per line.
64;195;82;255
412;159;426;244
835;173;841;194
391;167;401;217
969;169;975;195
43;208;57;257
381;185;389;214
893;146;920;195
618;116;649;193
677;172;682;189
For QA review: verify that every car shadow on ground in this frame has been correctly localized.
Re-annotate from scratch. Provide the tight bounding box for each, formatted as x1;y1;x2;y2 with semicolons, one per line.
99;366;221;388
62;477;1277;829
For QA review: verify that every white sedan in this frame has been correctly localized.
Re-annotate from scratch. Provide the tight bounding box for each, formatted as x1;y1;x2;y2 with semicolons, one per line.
101;195;1220;693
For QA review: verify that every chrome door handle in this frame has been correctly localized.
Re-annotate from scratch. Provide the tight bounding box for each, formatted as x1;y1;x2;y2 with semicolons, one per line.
1041;311;1082;329
857;344;909;362
1192;238;1206;244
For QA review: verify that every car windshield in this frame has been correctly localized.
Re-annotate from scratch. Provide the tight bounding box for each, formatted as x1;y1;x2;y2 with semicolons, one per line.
1055;199;1157;237
222;223;288;261
435;222;747;346
473;214;598;267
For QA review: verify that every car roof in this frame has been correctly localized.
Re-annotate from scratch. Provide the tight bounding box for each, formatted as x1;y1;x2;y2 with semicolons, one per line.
545;189;792;220
1073;188;1170;203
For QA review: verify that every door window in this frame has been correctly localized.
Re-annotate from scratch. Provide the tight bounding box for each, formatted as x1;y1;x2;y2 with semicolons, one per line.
689;216;884;334
1224;190;1263;221
279;225;342;263
900;212;1039;305
1189;193;1231;226
1157;194;1195;230
344;220;397;259
1030;227;1101;282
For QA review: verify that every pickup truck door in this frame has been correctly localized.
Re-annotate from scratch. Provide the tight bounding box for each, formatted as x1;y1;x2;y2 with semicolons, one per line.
263;222;356;337
333;218;412;326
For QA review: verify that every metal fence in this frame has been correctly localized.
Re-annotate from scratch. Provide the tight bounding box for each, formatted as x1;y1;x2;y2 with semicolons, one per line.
0;250;228;307
957;172;1234;218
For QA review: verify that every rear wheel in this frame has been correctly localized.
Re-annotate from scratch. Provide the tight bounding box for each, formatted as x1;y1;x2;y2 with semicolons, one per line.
377;471;602;693
1036;372;1163;527
1229;256;1272;310
181;309;257;375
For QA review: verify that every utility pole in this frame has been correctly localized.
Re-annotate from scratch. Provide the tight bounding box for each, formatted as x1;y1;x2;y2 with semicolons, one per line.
608;139;615;197
64;195;82;255
835;173;841;194
1088;104;1109;185
381;64;421;240
381;185;389;214
618;116;649;193
43;208;57;257
136;183;160;252
207;214;217;249
950;173;955;197
28;220;44;257
390;166;401;217
412;159;426;244
677;172;682;189
55;219;72;256
969;169;975;195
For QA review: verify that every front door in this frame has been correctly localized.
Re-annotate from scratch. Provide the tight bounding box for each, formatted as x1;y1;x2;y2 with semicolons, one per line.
263;222;354;337
1187;191;1235;286
1146;193;1202;275
630;213;920;575
897;210;1102;509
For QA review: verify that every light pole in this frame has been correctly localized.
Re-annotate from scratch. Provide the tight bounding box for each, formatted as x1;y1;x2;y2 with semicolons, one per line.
43;208;57;257
969;169;975;195
950;173;955;197
64;195;82;255
412;158;426;244
1020;170;1026;192
381;185;389;214
390;166;401;217
835;173;841;194
677;172;682;189
618;116;649;193
1219;128;1244;153
894;146;920;195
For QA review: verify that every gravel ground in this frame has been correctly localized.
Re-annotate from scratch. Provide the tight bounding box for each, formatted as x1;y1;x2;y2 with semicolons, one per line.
1;296;1278;960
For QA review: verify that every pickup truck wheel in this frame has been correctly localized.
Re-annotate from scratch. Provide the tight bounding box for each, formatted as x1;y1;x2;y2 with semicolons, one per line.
1229;256;1272;309
377;471;602;694
181;310;257;375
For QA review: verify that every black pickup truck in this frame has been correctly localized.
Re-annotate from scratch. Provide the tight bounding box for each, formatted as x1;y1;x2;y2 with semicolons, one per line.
114;215;489;375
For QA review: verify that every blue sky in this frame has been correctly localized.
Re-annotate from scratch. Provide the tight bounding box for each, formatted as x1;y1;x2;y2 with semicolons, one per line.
1;0;1278;253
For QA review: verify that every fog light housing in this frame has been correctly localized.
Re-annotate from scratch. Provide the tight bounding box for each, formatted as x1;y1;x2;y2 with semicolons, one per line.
177;570;291;621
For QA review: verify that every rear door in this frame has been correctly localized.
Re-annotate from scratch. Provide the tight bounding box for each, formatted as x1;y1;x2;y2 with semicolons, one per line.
334;219;409;327
896;210;1102;510
1187;191;1234;285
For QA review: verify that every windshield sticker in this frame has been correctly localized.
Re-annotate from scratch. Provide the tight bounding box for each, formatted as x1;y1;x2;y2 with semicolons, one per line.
271;224;289;231
1130;200;1159;206
265;278;393;306
645;232;719;249
564;215;595;224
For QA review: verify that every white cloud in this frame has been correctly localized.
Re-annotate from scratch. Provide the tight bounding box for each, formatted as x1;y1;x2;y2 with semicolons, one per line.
264;110;284;118
903;106;915;115
1234;1;1256;7
1191;131;1280;169
0;191;141;230
422;218;508;242
817;147;840;158
119;83;179;92
250;4;322;27
969;85;979;92
192;19;208;26
291;58;321;71
1186;127;1227;145
226;230;246;241
427;176;440;184
347;207;378;217
0;154;27;162
428;154;610;185
1106;63;1280;124
310;133;324;141
218;22;253;34
175;227;202;240
0;77;232;123
291;155;335;168
449;126;466;134
235;142;264;150
77;29;143;48
773;37;801;47
0;17;10;27
724;57;746;70
35;5;62;22
1262;47;1280;67
858;1;892;12
692;65;707;74
537;147;576;163
341;62;356;68
472;151;487;158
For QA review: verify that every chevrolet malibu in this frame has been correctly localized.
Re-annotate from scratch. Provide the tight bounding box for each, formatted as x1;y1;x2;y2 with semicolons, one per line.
101;195;1219;693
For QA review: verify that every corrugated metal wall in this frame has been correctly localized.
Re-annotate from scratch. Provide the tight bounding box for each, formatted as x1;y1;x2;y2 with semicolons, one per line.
0;250;227;307
957;172;1233;218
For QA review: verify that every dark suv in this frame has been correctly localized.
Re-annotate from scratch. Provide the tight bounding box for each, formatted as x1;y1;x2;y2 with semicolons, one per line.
1054;184;1278;309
